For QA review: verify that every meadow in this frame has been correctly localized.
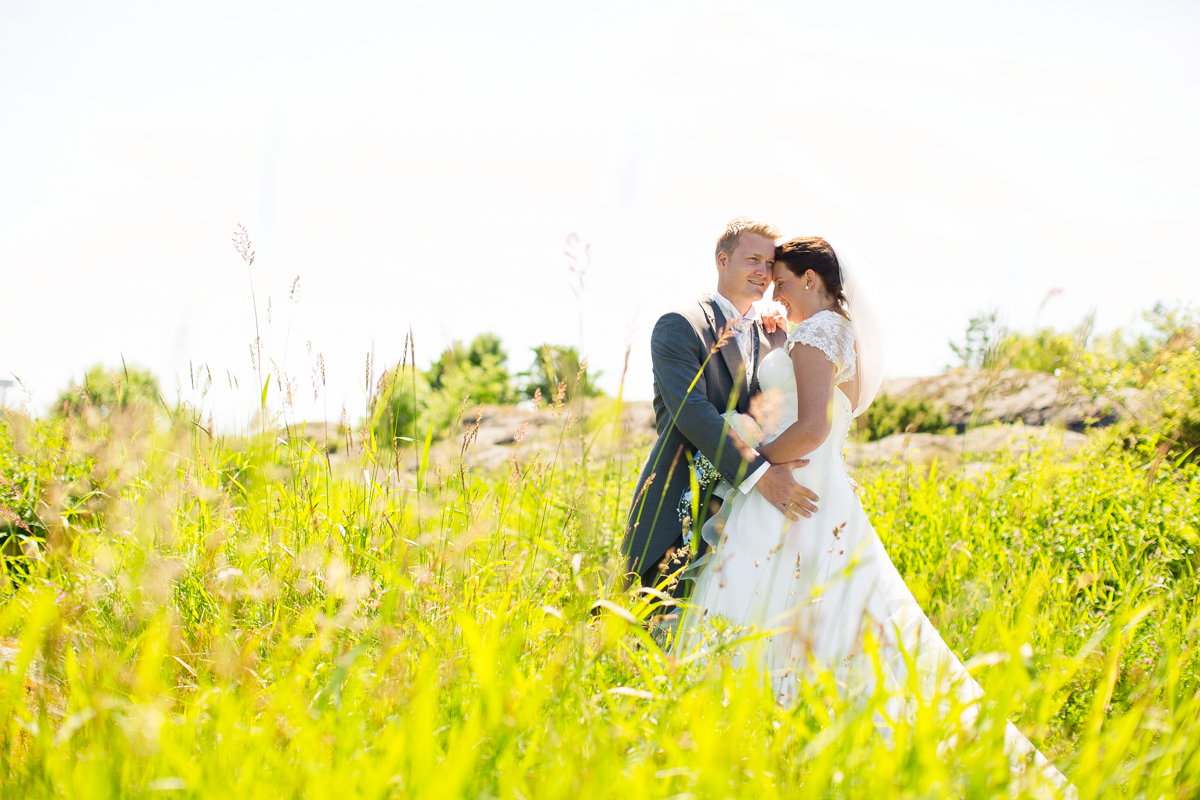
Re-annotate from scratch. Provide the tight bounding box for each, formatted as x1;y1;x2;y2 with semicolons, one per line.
3;305;1200;798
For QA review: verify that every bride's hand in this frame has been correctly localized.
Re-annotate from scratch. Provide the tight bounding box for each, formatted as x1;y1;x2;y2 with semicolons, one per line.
760;307;787;334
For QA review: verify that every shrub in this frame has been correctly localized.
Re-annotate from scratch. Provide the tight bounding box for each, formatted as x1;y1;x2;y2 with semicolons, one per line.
1071;304;1200;460
857;393;949;441
1000;328;1077;373
1139;326;1200;460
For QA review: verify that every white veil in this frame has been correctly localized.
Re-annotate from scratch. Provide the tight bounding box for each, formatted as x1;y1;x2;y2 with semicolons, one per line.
829;243;885;418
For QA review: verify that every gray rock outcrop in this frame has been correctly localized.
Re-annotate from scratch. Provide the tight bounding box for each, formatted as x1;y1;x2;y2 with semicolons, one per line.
879;369;1144;431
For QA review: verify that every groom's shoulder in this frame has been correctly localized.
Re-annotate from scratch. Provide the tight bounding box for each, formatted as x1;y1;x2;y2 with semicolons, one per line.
654;295;713;333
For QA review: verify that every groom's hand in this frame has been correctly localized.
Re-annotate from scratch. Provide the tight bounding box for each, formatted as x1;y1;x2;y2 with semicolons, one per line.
757;460;818;520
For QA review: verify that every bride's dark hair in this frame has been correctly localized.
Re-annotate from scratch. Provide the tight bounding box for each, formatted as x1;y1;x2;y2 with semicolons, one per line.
774;236;850;320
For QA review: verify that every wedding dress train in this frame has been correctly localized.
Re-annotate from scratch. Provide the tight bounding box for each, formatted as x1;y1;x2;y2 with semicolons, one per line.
680;310;1071;792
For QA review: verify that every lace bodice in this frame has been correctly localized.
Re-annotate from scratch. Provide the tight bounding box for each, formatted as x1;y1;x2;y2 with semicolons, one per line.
786;310;856;385
753;310;857;460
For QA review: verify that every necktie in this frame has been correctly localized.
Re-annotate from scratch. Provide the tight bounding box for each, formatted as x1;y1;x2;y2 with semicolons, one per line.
727;315;756;390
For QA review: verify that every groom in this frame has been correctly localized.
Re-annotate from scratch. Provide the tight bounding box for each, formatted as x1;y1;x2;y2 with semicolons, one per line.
623;217;818;596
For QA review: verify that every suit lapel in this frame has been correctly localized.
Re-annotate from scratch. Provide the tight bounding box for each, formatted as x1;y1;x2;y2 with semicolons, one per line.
749;323;768;397
702;295;750;412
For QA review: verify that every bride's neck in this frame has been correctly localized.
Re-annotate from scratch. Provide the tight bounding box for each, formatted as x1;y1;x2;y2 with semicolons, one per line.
799;300;835;322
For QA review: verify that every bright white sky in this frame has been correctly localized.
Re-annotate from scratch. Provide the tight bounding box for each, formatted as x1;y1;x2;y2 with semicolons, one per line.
2;1;1198;426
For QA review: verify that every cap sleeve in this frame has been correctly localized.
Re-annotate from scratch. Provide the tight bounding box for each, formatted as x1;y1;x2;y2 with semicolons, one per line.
785;310;856;383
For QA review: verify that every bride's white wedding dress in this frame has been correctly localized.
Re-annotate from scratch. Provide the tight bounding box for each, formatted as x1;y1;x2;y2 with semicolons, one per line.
682;310;1070;791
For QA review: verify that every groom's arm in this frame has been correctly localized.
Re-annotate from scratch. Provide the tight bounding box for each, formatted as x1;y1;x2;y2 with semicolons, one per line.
651;313;765;489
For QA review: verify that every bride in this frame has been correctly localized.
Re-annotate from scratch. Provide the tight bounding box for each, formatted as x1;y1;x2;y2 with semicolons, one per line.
679;236;1071;791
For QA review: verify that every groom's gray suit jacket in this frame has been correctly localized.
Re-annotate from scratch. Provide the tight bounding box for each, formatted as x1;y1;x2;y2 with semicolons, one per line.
622;294;787;581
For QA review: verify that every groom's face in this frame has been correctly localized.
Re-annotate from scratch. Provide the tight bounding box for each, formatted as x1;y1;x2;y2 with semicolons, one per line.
716;233;776;309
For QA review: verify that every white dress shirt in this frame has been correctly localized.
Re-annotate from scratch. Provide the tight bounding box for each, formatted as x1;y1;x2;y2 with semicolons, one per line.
712;292;760;374
711;292;770;494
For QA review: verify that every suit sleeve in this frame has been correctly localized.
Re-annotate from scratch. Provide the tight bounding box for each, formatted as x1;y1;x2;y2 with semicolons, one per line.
651;312;768;488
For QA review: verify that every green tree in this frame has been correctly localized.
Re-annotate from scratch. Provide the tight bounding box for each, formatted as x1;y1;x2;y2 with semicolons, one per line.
422;334;517;431
951;310;1084;375
523;344;602;402
53;364;162;418
426;333;516;405
372;333;519;448
949;310;1006;370
370;366;430;448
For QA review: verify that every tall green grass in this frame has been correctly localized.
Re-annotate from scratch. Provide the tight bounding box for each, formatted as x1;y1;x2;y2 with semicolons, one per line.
2;396;1199;798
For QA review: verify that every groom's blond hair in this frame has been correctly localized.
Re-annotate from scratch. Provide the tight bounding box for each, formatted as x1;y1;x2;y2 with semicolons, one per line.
715;217;781;264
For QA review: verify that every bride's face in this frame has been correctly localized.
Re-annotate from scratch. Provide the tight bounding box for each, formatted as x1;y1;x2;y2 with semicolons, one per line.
772;264;828;323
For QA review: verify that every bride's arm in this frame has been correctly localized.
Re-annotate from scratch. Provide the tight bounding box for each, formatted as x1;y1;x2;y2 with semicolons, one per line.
757;344;835;463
